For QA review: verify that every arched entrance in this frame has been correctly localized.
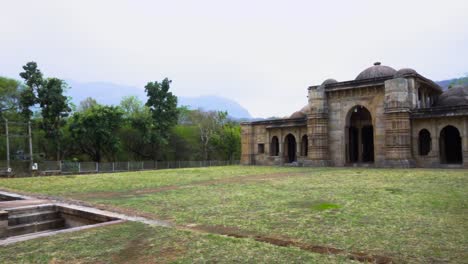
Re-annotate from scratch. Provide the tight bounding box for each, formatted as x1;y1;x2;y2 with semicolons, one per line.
301;135;308;156
440;125;462;164
270;136;279;156
346;105;374;163
285;134;297;163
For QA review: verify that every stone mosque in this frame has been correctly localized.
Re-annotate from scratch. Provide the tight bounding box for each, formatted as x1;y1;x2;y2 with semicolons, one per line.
240;62;468;168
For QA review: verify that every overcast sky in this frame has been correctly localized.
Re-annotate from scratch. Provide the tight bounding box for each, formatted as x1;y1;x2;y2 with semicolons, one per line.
1;0;467;117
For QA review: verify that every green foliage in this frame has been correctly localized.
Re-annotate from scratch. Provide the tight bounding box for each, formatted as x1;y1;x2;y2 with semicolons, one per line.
78;97;98;112
145;78;179;159
448;73;468;89
0;76;22;118
118;96;153;160
8;63;240;162
212;123;241;161
37;78;71;159
19;62;43;119
69;105;124;161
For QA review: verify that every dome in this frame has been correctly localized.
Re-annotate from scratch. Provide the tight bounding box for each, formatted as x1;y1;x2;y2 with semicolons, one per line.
290;111;307;119
394;68;418;77
322;78;338;85
300;104;311;114
355;62;397;80
436;85;468;107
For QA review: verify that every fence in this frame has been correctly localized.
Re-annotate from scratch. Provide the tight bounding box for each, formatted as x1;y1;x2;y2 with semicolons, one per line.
0;160;240;177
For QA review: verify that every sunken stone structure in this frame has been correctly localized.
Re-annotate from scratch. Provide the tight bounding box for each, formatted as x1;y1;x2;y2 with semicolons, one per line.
241;62;468;168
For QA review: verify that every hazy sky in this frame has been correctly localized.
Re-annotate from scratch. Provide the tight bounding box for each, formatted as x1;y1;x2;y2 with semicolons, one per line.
1;0;467;117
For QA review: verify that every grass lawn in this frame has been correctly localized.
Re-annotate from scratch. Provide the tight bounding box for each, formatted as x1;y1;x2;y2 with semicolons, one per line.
0;166;467;263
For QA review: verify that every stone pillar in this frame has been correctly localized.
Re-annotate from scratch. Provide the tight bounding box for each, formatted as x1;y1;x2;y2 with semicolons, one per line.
384;78;415;167
306;85;330;166
0;210;8;238
240;123;255;165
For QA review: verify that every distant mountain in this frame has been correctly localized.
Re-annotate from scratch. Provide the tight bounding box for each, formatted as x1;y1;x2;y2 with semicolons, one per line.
436;79;454;90
65;80;252;119
178;95;251;119
436;75;468;90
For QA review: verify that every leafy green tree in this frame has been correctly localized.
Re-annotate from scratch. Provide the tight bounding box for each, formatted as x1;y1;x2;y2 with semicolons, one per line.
38;78;72;160
119;96;153;160
212;123;241;161
69;105;123;162
144;78;178;159
19;62;43;119
188;110;228;160
0;77;22;118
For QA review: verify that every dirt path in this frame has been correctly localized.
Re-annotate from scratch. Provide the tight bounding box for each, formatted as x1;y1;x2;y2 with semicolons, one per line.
71;171;309;200
183;224;395;264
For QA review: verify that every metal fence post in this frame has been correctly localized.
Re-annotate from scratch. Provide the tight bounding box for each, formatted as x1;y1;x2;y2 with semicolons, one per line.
78;162;81;173
96;162;99;172
112;162;115;172
127;161;130;171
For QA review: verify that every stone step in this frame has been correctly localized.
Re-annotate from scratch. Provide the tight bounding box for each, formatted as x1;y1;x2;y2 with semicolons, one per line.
7;218;65;237
8;210;59;226
6;204;56;216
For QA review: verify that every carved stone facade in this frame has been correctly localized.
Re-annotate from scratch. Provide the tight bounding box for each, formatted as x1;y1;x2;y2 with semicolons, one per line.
241;63;468;168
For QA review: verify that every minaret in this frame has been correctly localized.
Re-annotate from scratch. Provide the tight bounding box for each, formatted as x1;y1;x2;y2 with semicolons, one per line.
306;82;330;166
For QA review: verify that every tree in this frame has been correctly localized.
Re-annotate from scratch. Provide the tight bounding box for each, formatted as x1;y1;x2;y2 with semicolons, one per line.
37;78;72;160
212;122;241;161
78;97;98;112
189;110;228;160
69;105;123;162
0;77;22;118
448;74;468;89
19;62;43;119
119;96;153;160
144;78;178;159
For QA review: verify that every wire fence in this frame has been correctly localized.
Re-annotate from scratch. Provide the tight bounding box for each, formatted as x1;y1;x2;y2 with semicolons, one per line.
0;160;241;177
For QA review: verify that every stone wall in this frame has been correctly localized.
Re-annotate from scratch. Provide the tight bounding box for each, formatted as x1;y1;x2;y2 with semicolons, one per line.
241;122;307;166
326;86;386;166
412;116;468;168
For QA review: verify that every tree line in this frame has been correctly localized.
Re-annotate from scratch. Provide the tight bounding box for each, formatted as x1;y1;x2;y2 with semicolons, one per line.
0;62;241;162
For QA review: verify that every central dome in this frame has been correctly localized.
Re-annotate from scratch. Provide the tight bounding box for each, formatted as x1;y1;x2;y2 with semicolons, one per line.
355;62;397;80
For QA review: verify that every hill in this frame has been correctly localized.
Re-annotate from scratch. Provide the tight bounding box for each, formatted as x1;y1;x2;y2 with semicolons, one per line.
65;80;252;119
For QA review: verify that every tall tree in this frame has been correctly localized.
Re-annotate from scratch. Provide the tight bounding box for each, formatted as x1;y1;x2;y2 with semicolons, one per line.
37;78;72;160
144;78;178;159
69;105;123;162
119;96;153;159
189;110;228;160
0;77;22;118
19;62;43;119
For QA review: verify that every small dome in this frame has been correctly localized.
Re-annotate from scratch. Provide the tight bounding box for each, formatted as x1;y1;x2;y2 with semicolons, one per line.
395;68;418;77
355;62;397;80
300;104;311;114
290;111;306;119
322;78;338;85
436;85;468;107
